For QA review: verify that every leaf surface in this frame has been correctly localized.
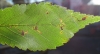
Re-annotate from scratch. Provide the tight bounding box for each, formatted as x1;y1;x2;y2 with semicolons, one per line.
0;2;100;51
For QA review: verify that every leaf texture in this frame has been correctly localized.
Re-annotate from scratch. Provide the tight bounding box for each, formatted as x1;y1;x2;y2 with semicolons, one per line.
0;2;100;51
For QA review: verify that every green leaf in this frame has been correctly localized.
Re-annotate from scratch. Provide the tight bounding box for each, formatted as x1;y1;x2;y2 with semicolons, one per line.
0;2;100;51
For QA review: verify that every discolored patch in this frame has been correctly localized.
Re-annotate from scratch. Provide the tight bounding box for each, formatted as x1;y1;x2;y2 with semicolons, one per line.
60;27;63;30
34;26;38;30
78;16;88;21
33;26;41;34
21;30;28;36
60;30;63;34
46;11;49;14
59;18;65;30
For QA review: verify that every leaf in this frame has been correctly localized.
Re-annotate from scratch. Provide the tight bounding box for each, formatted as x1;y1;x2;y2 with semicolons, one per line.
0;2;100;51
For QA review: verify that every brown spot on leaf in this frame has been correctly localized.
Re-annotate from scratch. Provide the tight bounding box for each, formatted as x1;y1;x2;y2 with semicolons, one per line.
34;26;38;30
33;26;42;34
60;27;63;30
21;30;28;36
78;16;88;21
46;11;49;14
82;16;87;20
